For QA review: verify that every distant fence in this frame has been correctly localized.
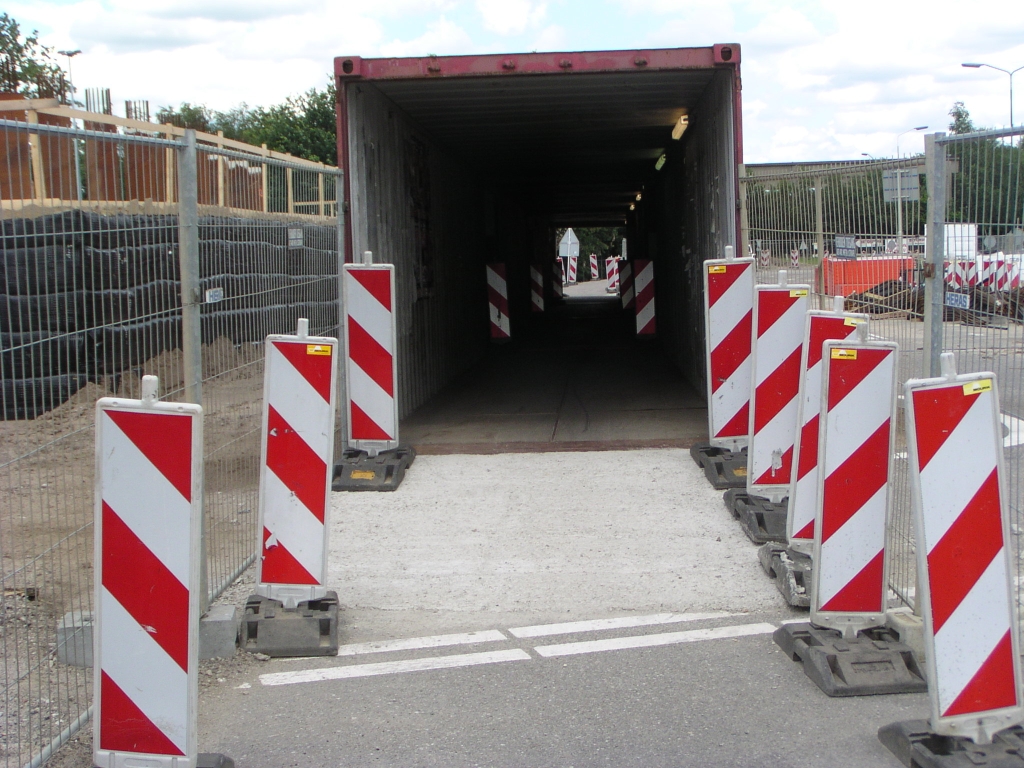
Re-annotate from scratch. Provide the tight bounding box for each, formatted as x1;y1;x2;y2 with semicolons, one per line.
740;127;1024;623
0;107;344;768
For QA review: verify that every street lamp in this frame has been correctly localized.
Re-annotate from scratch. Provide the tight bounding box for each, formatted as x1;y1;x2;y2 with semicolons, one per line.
962;62;1024;127
57;49;82;201
57;49;81;104
894;126;927;258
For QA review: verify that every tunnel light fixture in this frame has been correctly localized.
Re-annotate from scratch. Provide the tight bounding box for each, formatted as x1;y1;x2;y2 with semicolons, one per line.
655;153;667;171
630;203;636;211
671;112;689;140
636;193;642;201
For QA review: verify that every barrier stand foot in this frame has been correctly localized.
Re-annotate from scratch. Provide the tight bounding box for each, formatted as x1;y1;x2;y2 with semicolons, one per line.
241;591;339;657
757;543;811;607
774;623;927;697
333;446;416;492
879;721;1024;768
197;754;236;768
723;489;788;544
689;444;748;489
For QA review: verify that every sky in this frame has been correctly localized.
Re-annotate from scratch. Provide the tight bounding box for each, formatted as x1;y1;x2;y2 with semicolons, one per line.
11;0;1024;163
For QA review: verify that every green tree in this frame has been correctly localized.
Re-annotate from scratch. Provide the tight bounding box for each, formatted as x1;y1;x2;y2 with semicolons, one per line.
948;101;975;135
0;13;70;102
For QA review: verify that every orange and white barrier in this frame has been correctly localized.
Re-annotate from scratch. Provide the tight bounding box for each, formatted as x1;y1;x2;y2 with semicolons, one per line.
606;257;619;292
530;265;544;312
619;261;635;310
635;259;656;336
746;271;809;502
811;338;897;637
257;319;338;604
703;246;755;448
343;257;399;451
906;354;1023;744
486;262;511;340
94;376;202;766
787;298;868;551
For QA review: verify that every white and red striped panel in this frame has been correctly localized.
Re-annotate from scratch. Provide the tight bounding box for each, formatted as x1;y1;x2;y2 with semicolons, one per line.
703;256;754;448
946;257;1023;291
553;259;564;298
788;310;868;549
343;265;398;446
635;259;656;336
747;281;809;501
907;369;1022;735
812;341;897;629
95;389;202;764
258;334;337;591
567;255;578;284
606;257;619;292
530;265;544;312
486;262;511;340
619;261;635;310
590;253;599;279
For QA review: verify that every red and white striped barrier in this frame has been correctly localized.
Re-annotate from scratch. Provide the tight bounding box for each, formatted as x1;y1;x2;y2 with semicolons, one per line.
590;253;599;279
606;257;619;292
486;262;511;340
787;298;869;551
811;339;897;637
94;376;202;765
257;319;338;603
635;259;656;336
945;256;1023;291
746;271;809;502
703;246;755;448
530;265;545;312
619;261;635;310
567;255;578;285
906;354;1023;743
552;259;564;298
343;258;399;451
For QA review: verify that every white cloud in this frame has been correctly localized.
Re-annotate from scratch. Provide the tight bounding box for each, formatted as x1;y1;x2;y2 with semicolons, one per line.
475;0;547;36
379;17;475;58
531;24;566;52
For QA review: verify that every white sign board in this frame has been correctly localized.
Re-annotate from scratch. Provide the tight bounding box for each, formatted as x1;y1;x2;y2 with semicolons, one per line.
945;223;978;260
558;228;580;258
835;235;856;260
882;170;921;203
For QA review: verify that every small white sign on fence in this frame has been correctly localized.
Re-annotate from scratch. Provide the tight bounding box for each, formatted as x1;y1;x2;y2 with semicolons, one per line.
835;235;856;260
944;291;971;310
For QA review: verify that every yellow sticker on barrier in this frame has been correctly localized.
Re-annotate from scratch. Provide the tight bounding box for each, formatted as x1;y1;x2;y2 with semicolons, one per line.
708;265;727;274
963;379;992;396
830;348;857;360
844;317;865;327
790;289;808;297
306;344;332;356
732;467;747;477
350;470;376;480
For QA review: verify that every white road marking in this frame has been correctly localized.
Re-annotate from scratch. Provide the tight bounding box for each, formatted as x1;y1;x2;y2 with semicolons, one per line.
508;611;738;639
1002;413;1024;448
533;622;778;658
260;649;531;687
334;630;508;657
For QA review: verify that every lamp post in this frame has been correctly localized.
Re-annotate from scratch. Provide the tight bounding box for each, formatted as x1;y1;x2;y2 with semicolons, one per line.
57;50;82;202
962;62;1024;127
895;126;928;258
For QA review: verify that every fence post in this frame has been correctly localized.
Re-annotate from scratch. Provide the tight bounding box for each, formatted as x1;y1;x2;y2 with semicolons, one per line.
26;109;47;202
177;129;207;610
814;175;825;276
924;133;947;377
335;171;349;453
738;165;750;259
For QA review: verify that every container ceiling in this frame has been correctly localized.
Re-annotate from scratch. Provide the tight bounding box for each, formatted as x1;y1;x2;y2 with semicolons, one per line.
366;68;718;224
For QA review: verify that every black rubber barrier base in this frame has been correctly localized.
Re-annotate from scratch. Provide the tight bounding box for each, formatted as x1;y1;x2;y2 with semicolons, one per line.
758;543;811;608
332;446;416;492
879;720;1024;768
240;592;339;658
723;489;788;544
689;443;748;490
775;623;927;697
197;754;236;768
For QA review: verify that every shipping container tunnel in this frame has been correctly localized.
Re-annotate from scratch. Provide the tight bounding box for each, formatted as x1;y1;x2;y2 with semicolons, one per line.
335;46;742;449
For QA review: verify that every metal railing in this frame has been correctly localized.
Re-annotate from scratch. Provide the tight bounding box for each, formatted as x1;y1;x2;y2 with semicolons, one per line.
0;113;343;768
741;128;1024;619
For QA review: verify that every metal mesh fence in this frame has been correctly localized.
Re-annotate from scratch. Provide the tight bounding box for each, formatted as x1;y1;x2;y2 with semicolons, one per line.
741;131;1024;620
0;113;341;768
